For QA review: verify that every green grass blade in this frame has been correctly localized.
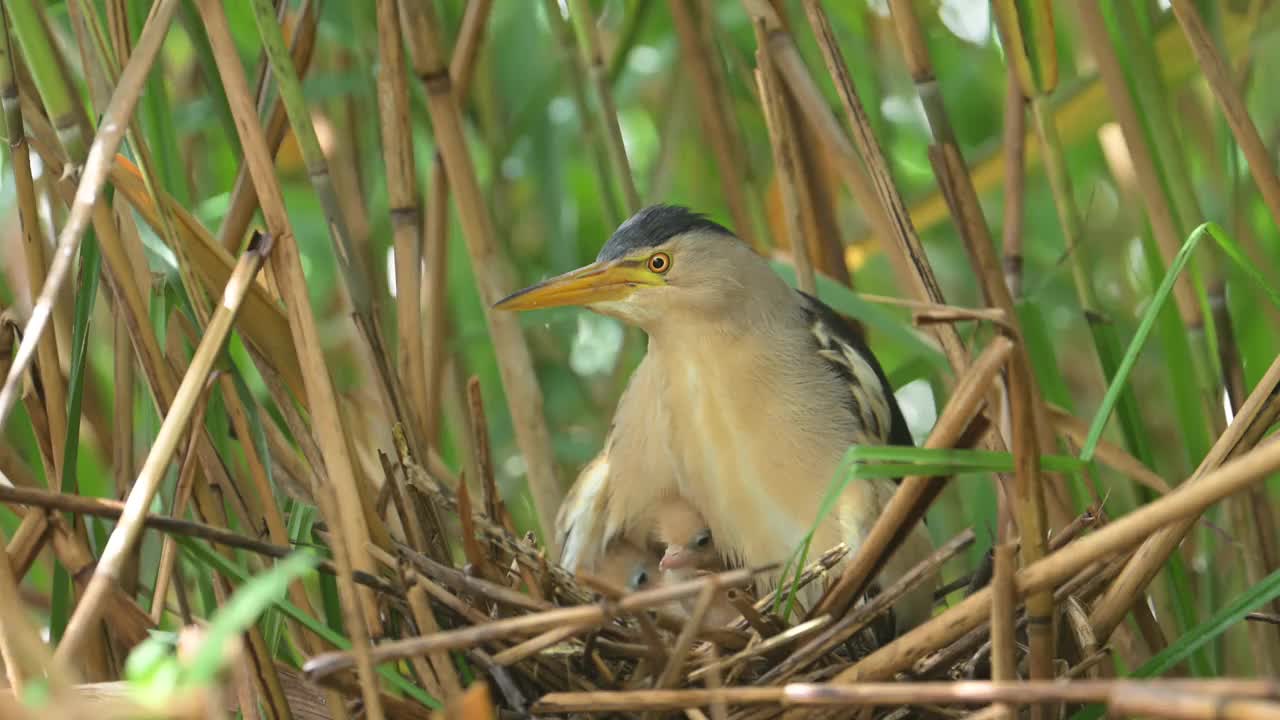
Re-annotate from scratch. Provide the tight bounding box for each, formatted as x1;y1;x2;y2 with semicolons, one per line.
50;228;102;645
1081;223;1280;462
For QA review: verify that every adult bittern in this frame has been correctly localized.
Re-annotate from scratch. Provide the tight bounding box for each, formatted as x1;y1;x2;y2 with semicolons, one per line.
496;205;934;634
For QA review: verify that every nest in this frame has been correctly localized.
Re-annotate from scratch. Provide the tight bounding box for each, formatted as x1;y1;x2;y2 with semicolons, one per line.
291;445;1131;720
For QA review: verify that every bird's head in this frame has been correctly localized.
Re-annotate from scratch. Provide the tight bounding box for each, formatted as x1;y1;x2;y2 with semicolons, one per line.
595;539;660;593
493;205;762;328
659;527;716;572
654;495;719;572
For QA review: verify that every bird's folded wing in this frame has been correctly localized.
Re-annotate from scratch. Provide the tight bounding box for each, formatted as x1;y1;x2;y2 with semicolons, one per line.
555;451;615;573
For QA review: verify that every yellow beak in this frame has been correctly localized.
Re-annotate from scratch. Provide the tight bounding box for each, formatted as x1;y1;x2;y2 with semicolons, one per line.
492;260;660;311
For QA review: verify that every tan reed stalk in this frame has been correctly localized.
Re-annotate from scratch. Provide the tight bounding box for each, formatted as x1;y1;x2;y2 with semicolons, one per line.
569;0;641;214
1000;68;1027;299
1090;352;1280;640
195;0;386;632
838;433;1280;682
753;20;814;295
0;0;176;436
55;233;271;661
398;2;562;545
533;679;1280;714
666;0;759;250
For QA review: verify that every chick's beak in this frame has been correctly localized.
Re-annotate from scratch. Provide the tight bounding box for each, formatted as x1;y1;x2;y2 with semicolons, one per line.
659;547;689;572
492;260;660;311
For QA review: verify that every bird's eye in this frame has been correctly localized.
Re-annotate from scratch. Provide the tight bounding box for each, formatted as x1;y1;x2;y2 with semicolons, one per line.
647;252;672;274
632;569;649;588
694;531;711;548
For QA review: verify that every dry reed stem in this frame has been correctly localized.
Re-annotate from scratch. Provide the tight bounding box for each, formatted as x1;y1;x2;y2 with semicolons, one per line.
1169;0;1280;235
1076;1;1199;326
569;0;641;214
750;2;914;292
400;546;550;614
2;512;47;582
876;3;1061;685
1091;352;1280;640
1045;405;1170;494
55;233;271;661
543;0;625;224
316;483;386;720
417;0;492;448
989;543;1017;720
0;526;76;693
217;0;319;253
195;0;386;632
1109;686;1280;720
15;115;308;401
766;529;974;684
375;0;428;462
251;0;415;501
0;14;70;498
398;2;562;546
303;566;767;679
838;433;1280;682
793;0;965;369
535;679;1280;714
814;335;1013;619
0;0;176;431
1000;68;1026;299
214;372;335;663
666;0;759;250
147;369;217;623
750;1;849;290
689;615;829;685
405;584;462;702
752;21;814;295
0;484;401;590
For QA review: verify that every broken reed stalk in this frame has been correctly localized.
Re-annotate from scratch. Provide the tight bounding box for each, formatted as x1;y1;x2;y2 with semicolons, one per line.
534;679;1280;715
814;335;1013;619
0;0;178;433
569;0;641;214
55;232;271;661
1090;352;1280;640
195;0;385;633
837;433;1280;682
398;2;563;546
753;18;814;295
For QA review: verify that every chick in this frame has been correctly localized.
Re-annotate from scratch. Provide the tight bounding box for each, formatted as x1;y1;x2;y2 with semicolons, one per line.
653;496;741;628
593;538;660;594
